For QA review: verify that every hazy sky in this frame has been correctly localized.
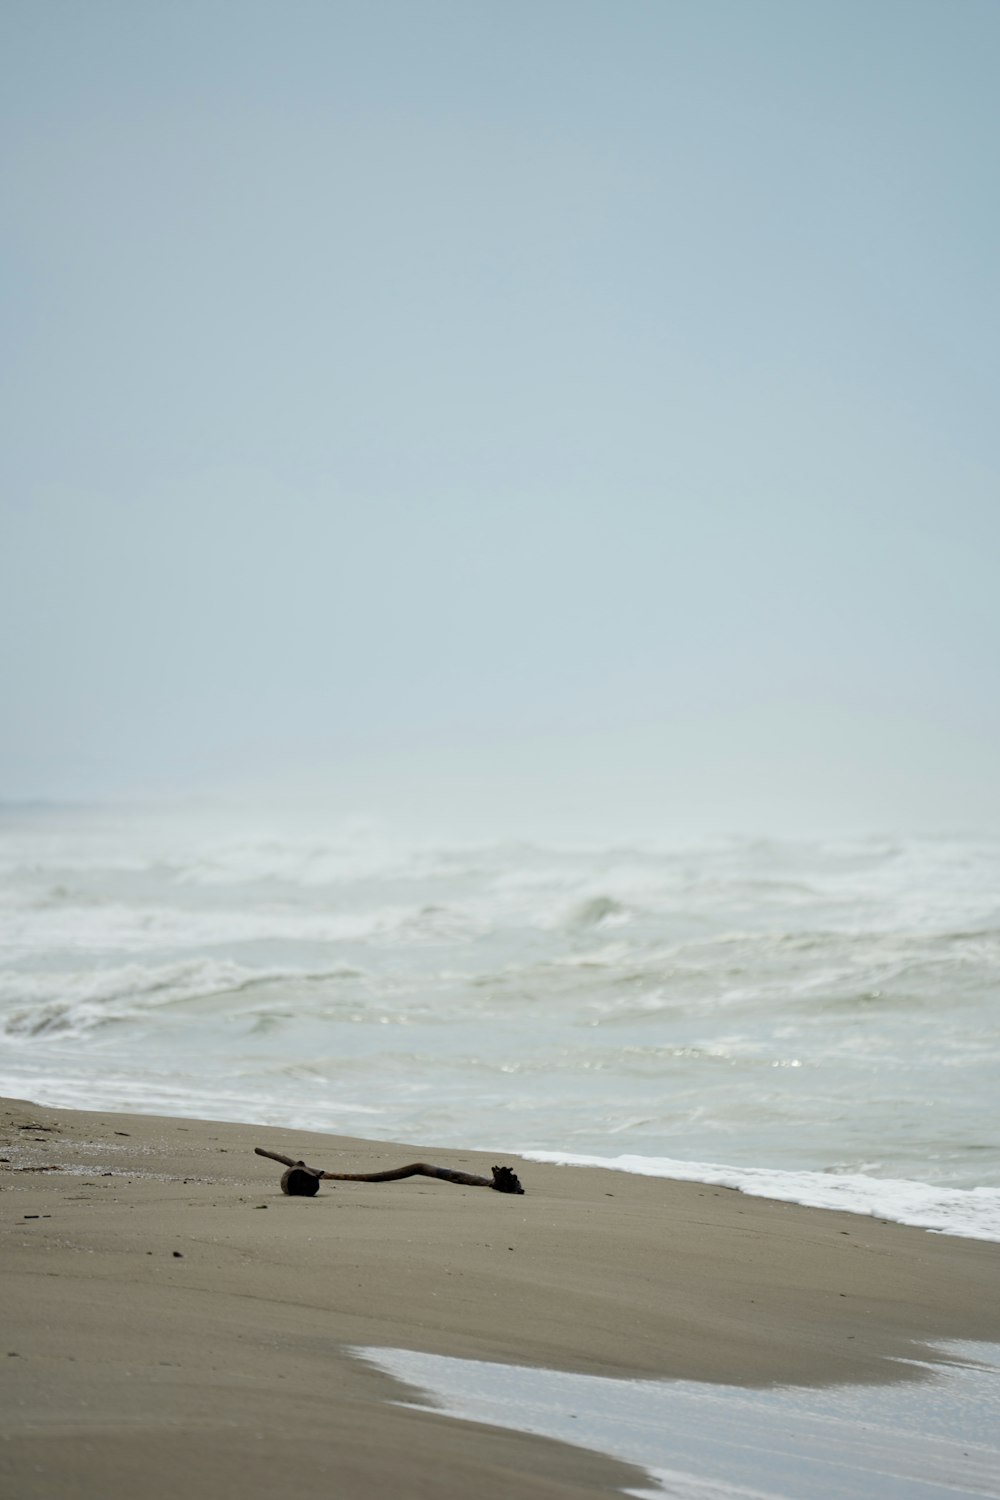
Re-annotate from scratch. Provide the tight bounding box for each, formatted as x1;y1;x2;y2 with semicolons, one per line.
2;1;998;837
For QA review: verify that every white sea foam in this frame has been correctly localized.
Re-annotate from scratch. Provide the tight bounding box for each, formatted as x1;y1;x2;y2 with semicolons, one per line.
521;1150;1000;1242
0;894;487;955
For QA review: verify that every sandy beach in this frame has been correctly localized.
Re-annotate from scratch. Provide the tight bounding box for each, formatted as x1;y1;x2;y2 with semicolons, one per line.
3;1097;999;1500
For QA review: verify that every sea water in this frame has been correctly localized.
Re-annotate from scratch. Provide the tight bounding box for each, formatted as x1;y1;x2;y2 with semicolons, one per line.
355;1342;1000;1500
2;803;998;1240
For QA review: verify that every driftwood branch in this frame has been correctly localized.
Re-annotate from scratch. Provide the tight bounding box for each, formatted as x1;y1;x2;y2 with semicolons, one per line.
254;1146;524;1196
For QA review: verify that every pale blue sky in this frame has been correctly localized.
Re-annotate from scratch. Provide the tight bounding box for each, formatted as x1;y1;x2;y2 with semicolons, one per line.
2;1;998;836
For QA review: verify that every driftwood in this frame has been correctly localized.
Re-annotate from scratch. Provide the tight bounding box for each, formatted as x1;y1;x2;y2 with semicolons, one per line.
254;1146;524;1196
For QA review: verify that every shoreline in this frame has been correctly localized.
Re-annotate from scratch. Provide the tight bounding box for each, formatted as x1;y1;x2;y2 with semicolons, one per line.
3;1096;1000;1499
9;1079;1000;1244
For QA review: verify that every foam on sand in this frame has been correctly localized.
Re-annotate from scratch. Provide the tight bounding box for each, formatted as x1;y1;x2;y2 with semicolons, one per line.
522;1149;1000;1242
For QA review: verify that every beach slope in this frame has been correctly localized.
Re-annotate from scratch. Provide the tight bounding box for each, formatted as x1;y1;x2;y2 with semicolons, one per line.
3;1098;999;1499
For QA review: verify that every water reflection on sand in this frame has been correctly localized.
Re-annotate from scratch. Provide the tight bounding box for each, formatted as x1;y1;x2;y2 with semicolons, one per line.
356;1341;1000;1500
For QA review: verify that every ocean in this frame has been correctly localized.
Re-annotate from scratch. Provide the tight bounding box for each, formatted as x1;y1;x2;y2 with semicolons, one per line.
2;803;998;1240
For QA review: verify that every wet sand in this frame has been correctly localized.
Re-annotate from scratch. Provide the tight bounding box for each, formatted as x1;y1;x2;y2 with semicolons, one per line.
3;1097;999;1499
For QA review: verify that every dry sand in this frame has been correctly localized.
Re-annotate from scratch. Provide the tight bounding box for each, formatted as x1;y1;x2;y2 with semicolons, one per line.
2;1096;999;1499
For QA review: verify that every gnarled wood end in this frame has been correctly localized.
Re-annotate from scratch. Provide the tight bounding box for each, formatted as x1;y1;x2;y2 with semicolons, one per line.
491;1164;524;1194
280;1163;322;1196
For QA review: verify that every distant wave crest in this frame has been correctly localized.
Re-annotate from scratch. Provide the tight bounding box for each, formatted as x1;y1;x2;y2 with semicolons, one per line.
0;958;310;1037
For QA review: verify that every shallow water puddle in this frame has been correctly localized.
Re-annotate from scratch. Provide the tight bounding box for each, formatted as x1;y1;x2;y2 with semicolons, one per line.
354;1342;1000;1499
